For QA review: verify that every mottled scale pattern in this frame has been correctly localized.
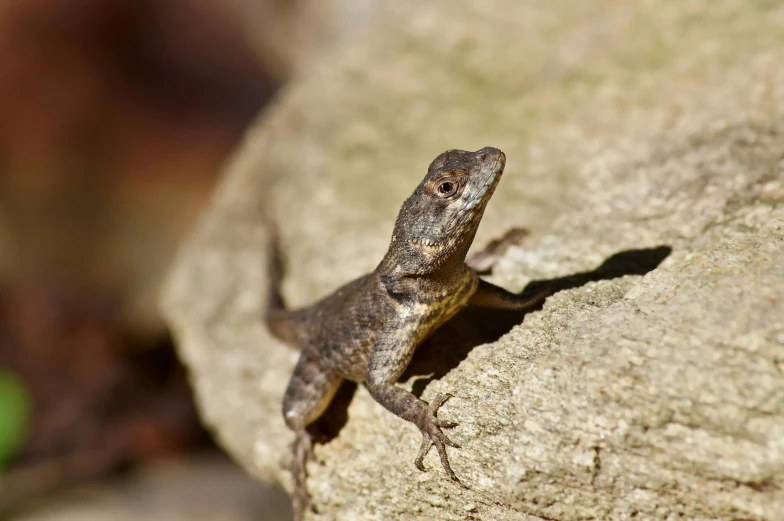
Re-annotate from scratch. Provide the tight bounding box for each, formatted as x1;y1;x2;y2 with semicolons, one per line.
266;147;550;521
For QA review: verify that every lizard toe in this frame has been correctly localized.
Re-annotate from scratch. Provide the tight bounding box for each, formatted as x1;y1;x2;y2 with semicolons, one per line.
415;436;433;471
433;435;460;482
435;418;458;429
431;425;460;448
429;392;454;412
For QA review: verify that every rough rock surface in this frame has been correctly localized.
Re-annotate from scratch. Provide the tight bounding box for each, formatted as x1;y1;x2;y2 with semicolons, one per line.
162;0;784;519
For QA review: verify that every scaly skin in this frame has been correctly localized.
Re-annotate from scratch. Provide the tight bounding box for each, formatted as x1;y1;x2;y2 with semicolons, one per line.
266;147;549;520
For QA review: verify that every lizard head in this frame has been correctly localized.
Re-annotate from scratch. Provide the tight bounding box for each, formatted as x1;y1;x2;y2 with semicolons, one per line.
385;147;506;274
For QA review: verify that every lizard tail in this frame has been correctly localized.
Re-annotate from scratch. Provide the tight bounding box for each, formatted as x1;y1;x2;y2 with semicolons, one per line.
265;224;286;312
264;225;308;347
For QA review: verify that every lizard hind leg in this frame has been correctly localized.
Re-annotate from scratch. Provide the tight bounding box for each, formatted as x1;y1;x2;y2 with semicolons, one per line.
283;349;342;521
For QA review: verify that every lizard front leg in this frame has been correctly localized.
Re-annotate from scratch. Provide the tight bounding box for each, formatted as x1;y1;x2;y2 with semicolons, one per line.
365;324;461;482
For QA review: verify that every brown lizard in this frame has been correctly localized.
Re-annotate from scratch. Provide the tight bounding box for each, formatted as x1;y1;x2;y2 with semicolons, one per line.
266;147;549;520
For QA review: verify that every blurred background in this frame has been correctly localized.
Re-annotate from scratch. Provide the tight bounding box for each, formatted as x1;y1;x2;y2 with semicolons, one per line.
0;0;378;519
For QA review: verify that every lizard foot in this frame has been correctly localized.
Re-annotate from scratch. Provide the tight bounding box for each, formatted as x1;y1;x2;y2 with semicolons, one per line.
292;430;315;521
414;393;461;482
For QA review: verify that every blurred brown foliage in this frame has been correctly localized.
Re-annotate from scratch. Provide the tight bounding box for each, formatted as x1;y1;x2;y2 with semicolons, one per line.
0;0;277;509
0;0;275;319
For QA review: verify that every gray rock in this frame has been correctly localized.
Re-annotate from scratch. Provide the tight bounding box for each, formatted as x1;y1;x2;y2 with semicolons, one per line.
162;0;784;519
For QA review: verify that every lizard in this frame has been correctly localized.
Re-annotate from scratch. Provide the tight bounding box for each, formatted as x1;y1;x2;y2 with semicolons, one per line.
265;147;549;520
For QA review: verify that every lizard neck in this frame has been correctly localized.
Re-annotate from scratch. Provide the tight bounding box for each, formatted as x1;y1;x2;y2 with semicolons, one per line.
376;226;477;280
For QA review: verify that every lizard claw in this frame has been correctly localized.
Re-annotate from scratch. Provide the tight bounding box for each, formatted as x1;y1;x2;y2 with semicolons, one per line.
413;393;461;482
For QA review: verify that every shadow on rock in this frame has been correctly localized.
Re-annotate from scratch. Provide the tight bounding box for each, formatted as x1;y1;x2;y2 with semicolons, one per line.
523;245;673;294
308;380;358;444
404;245;672;397
311;245;671;441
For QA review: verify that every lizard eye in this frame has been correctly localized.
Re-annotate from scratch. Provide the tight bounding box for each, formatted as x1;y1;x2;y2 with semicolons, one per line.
437;181;456;196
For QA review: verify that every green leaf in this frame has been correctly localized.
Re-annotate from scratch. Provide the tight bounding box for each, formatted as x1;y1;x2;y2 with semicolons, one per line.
0;372;31;470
